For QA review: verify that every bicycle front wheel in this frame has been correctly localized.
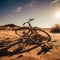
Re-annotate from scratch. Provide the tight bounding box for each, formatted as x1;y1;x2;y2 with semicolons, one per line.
15;27;30;37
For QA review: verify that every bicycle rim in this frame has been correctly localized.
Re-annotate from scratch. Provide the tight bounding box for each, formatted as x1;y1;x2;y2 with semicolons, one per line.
30;27;51;44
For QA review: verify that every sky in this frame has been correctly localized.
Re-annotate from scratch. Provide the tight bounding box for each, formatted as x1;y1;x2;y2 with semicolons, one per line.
0;0;60;28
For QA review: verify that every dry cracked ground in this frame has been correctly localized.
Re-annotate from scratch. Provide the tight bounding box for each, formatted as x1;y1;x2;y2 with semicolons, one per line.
0;29;60;60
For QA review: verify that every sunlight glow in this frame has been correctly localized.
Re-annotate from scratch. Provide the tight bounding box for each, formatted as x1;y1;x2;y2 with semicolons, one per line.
55;11;60;19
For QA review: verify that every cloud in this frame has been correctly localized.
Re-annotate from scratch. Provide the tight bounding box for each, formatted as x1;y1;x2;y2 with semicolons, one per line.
26;0;37;7
9;7;22;18
14;7;22;13
9;14;14;18
16;7;22;12
50;0;59;5
26;0;52;8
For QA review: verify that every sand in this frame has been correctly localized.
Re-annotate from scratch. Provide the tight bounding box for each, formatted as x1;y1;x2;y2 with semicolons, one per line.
0;29;60;60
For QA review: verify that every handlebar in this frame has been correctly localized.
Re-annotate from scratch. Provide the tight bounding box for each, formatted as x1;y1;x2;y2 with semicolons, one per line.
22;19;34;25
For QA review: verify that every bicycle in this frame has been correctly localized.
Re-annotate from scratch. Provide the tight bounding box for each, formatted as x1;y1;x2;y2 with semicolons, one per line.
15;19;51;44
0;19;52;57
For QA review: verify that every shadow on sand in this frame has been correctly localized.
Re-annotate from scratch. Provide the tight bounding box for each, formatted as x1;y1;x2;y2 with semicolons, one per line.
0;41;52;57
0;41;40;57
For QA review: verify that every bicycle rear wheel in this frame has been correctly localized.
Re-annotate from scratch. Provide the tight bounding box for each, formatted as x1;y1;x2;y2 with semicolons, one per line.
30;27;51;44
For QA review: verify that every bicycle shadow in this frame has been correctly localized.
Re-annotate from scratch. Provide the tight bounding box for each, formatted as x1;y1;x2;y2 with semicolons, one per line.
37;45;52;55
0;44;52;57
0;43;40;57
0;38;52;57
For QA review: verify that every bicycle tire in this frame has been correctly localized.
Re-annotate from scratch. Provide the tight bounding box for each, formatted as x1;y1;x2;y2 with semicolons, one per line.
31;27;51;44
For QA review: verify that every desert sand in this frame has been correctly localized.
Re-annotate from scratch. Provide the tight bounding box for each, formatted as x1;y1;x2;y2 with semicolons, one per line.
0;29;60;60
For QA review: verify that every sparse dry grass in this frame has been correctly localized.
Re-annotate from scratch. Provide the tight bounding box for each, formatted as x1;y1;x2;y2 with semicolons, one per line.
50;24;60;33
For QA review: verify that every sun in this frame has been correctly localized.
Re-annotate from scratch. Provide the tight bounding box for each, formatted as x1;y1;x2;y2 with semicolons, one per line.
55;11;60;19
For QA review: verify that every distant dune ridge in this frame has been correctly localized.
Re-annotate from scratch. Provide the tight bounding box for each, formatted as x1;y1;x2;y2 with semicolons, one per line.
0;23;49;31
0;24;21;30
